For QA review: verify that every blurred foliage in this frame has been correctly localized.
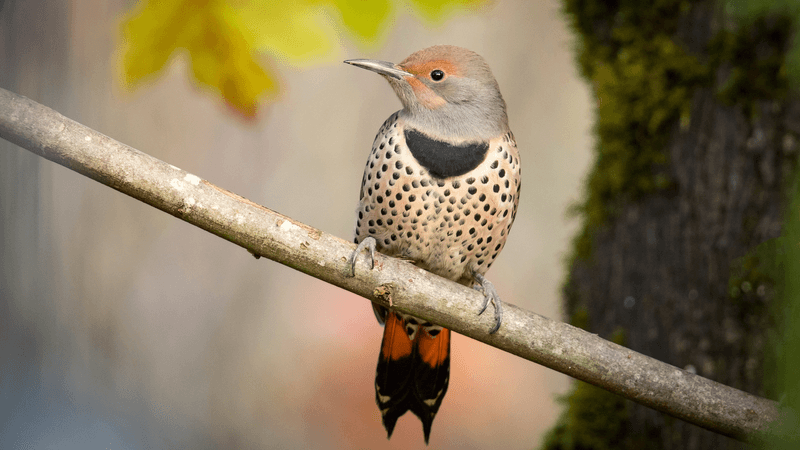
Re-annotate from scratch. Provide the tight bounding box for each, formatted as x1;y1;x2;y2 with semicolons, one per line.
120;0;484;118
755;180;800;448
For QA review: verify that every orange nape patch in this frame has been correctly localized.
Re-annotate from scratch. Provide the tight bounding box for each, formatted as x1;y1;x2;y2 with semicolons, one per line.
380;313;413;360
417;328;451;368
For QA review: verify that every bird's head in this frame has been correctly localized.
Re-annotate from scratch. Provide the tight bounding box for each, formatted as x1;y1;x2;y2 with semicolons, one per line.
345;45;509;141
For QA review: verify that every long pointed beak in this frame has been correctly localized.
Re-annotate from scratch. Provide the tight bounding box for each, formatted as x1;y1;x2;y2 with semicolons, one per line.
344;59;412;80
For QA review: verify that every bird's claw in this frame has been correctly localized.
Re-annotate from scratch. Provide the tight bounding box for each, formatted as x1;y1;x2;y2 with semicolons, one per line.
349;237;377;276
473;273;503;334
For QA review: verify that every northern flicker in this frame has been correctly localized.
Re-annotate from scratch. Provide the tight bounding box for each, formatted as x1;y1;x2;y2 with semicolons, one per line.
345;45;521;443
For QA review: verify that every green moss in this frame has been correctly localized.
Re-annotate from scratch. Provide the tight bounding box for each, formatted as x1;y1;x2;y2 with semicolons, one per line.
563;1;796;265
563;0;710;263
570;306;590;331
540;329;633;450
539;382;627;450
723;0;800;90
728;238;784;302
710;14;794;117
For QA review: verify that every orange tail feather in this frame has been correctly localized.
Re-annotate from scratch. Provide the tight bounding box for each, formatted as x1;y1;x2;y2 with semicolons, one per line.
375;312;451;444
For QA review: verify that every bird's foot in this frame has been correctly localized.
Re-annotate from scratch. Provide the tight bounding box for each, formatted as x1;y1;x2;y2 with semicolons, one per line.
348;237;377;277
473;273;503;334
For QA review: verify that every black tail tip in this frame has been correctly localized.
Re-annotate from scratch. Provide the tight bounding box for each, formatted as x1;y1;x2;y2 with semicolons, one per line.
422;417;433;445
383;414;399;440
383;413;433;445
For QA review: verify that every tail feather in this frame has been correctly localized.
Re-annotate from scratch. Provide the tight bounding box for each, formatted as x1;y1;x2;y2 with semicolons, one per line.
375;311;451;444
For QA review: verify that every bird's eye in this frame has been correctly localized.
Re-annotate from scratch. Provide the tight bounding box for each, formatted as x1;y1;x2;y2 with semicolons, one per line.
430;69;445;81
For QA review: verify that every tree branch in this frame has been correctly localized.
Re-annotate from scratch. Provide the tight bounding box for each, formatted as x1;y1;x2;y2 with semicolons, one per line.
0;87;781;442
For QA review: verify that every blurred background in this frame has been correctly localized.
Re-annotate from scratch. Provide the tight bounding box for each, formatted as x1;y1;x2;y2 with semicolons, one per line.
0;0;593;448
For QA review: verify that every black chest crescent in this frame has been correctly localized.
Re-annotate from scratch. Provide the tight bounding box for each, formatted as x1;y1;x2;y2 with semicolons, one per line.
404;128;489;179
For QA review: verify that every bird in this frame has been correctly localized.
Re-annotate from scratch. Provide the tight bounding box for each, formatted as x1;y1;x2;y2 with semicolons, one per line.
344;45;521;444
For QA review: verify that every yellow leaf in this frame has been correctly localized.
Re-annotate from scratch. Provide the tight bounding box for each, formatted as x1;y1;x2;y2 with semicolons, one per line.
121;0;277;117
234;0;336;65
121;0;188;86
121;0;489;117
329;0;392;42
406;0;486;22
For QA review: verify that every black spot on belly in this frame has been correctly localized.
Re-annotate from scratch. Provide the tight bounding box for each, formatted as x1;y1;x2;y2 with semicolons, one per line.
404;128;489;178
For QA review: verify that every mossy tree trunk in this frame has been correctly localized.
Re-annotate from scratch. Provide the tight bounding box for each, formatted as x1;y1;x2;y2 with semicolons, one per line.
553;1;799;449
